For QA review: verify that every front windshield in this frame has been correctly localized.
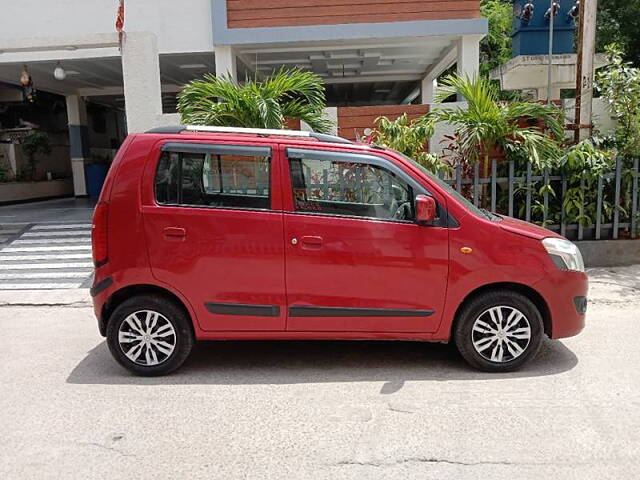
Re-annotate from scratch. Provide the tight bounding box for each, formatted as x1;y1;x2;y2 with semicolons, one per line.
394;151;491;220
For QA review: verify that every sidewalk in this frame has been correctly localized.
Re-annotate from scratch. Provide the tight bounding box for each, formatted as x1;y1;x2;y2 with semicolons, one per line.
586;265;640;305
0;288;90;307
0;197;96;225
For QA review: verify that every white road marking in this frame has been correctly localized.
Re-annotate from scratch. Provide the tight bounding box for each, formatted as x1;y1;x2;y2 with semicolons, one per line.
13;238;91;245
0;253;92;261
0;262;93;270
31;224;92;230
0;272;90;279
0;283;82;289
22;231;91;237
2;245;91;252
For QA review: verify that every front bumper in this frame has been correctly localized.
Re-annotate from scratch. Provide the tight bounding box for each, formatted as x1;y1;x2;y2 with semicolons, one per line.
533;270;588;339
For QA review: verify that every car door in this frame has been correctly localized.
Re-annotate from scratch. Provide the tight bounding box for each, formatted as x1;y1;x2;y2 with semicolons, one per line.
282;147;449;333
142;140;287;331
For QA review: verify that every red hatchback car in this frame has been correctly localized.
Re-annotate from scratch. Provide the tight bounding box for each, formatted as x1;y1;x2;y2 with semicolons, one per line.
91;125;588;376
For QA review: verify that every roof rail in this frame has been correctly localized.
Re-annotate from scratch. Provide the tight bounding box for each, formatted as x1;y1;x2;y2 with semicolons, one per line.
145;125;353;145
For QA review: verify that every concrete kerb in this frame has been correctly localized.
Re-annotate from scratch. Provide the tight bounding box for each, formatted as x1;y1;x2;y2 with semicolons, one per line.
0;289;92;308
576;239;640;268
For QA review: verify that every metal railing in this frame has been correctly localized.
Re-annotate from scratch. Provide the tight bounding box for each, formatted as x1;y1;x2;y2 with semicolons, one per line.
439;158;640;241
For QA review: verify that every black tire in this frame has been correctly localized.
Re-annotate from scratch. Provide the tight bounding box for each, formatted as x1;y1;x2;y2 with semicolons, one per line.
454;290;543;372
106;295;194;376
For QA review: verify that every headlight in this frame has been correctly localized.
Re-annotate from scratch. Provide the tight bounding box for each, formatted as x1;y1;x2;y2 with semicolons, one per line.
542;237;585;272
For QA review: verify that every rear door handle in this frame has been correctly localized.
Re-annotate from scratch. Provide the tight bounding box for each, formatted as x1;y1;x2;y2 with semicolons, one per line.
163;227;186;239
300;235;323;246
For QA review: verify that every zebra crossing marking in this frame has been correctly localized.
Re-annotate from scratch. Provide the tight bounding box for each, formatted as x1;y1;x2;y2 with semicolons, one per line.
31;224;91;230
1;245;91;253
13;238;91;245
0;253;92;261
0;262;93;270
0;283;82;290
22;231;91;238
0;271;90;280
0;223;94;290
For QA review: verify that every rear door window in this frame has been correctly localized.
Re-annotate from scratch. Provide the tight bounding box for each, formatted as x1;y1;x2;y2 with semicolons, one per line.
155;143;271;210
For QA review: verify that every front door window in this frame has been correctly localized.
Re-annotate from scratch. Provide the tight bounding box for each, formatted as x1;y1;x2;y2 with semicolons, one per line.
289;154;414;222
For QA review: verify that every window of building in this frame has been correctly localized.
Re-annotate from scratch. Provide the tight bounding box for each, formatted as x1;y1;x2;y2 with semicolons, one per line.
288;150;414;221
155;144;270;210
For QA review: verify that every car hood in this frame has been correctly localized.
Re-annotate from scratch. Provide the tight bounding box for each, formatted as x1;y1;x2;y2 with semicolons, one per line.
497;215;562;240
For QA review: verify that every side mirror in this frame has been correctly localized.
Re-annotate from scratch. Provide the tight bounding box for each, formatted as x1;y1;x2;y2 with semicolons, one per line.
415;194;437;223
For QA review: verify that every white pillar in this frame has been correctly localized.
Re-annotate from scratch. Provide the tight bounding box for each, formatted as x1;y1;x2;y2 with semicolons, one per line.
65;95;88;197
421;78;438;104
456;35;481;101
457;35;480;80
121;32;163;133
215;45;237;80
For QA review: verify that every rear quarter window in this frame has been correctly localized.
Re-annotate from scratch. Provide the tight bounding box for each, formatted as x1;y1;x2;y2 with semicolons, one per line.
154;145;271;210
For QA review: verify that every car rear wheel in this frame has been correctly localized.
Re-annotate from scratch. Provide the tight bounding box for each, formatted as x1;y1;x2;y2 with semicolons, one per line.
106;295;194;376
454;290;544;372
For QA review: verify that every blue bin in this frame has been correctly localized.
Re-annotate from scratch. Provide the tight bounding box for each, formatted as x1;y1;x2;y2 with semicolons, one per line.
86;163;109;198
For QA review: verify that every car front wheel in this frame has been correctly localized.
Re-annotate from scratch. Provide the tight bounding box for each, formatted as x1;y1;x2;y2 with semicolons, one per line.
454;290;544;372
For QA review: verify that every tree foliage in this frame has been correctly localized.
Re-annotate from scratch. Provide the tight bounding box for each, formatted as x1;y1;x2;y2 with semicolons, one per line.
480;0;513;78
597;0;640;67
596;44;640;159
177;67;333;133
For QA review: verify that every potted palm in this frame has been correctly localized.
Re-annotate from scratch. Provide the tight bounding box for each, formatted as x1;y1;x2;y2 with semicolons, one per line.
427;75;564;176
177;67;333;133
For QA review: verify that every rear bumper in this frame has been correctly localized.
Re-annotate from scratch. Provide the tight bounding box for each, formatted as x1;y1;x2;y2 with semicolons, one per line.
533;270;589;339
91;275;113;337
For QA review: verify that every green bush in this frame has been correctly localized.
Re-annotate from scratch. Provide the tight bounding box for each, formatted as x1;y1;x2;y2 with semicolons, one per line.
371;114;448;174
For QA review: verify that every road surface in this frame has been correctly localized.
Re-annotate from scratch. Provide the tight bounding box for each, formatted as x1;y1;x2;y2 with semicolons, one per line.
0;266;639;479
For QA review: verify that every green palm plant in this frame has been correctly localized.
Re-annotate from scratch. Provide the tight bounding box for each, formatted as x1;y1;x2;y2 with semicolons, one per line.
177;67;333;133
427;74;564;171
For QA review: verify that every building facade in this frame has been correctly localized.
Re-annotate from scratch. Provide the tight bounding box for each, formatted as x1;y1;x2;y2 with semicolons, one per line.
0;0;486;196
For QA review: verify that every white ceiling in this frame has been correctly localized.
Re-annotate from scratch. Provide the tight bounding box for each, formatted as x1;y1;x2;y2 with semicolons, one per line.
0;36;458;107
237;37;457;83
0;53;217;97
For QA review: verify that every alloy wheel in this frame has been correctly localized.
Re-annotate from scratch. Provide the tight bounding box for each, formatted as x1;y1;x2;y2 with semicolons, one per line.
471;306;531;363
117;310;176;366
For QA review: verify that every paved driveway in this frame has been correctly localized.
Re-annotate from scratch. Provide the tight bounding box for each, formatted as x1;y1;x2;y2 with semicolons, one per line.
0;267;638;479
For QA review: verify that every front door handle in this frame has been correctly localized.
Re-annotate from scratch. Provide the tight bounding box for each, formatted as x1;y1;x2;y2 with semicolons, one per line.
300;235;323;247
163;227;186;239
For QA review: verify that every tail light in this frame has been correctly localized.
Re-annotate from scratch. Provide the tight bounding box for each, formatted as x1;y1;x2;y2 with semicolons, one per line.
92;201;109;267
